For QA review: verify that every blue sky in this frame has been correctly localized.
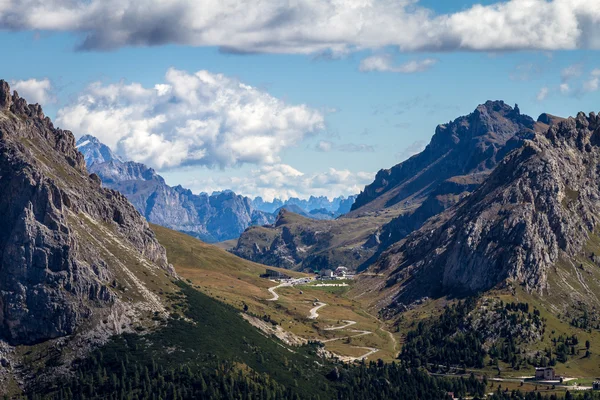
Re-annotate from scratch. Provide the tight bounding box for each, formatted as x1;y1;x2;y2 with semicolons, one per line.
1;0;600;200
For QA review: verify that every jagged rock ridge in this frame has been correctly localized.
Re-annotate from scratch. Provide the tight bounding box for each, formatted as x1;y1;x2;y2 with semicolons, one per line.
374;111;600;308
352;101;536;214
0;80;174;347
253;195;357;216
234;102;545;271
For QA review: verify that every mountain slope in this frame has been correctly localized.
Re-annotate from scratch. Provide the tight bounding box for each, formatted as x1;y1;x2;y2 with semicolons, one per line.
0;80;179;392
351;101;537;214
78;136;274;242
365;111;600;313
234;208;398;271
234;102;544;271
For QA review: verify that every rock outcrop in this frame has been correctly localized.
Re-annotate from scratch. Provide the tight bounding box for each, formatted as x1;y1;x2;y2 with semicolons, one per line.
0;81;174;346
374;111;600;307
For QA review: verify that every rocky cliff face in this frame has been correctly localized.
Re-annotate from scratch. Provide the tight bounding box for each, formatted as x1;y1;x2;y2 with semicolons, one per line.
234;102;544;271
354;102;550;253
373;111;600;308
78;136;274;243
0;81;174;347
352;101;536;213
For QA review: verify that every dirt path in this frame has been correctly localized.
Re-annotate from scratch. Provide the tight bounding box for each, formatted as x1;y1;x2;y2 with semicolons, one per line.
266;282;291;301
308;302;327;319
263;282;381;362
321;328;372;343
333;346;380;362
324;320;357;330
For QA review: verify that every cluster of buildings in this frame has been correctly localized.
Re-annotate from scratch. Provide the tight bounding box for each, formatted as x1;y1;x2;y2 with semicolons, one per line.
317;266;354;280
260;266;355;282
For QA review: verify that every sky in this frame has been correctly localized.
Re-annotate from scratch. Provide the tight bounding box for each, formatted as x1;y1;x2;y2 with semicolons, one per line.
1;0;600;201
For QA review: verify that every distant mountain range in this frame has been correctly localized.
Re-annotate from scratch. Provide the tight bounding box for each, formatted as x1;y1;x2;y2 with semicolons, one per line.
76;135;356;242
252;195;356;215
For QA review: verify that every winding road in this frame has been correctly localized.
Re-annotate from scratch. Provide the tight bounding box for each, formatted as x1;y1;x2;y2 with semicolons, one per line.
267;281;292;301
308;302;327;319
324;320;357;330
265;282;382;361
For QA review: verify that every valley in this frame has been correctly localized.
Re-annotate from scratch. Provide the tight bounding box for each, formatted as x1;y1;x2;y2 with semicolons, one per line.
4;74;600;399
152;225;400;363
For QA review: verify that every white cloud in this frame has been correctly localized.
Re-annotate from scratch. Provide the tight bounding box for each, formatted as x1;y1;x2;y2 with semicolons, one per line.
1;0;600;54
583;76;599;92
315;140;375;152
587;68;600;92
559;83;570;94
56;68;324;169
186;164;374;201
316;140;334;152
509;62;542;81
11;78;54;105
360;55;438;73
536;87;549;101
561;63;583;82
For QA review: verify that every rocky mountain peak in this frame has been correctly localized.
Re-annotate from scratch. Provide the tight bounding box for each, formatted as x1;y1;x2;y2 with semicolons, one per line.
76;134;123;166
0;80;174;346
375;111;600;308
430;101;534;151
0;80;11;109
351;101;536;214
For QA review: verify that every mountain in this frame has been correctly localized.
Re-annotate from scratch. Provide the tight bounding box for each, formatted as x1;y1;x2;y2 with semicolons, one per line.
365;111;600;312
77;136;275;242
0;80;176;354
76;134;122;165
234;102;543;271
351;102;536;213
0;80;343;399
0;80;513;400
253;195;357;217
353;102;554;251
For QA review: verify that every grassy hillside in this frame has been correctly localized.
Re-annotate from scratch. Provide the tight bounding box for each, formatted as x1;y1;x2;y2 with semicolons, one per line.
152;224;306;314
152;224;399;362
31;282;335;399
213;238;238;250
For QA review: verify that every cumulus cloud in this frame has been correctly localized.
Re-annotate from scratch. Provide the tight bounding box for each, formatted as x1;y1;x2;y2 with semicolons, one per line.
11;78;54;105
509;63;542;81
1;0;600;54
315;140;375;152
56;68;324;169
583;70;600;92
359;55;438;73
186;164;374;201
536;87;549;101
561;63;583;82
